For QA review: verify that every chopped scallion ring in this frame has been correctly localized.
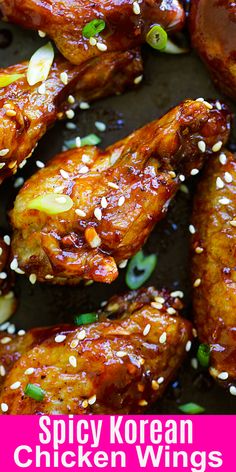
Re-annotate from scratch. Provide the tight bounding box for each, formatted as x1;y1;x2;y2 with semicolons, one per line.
27;42;54;86
64;134;101;150
197;343;210;368
146;25;168;51
125;250;157;290
178;403;205;414
74;313;98;326
82;19;106;39
24;383;45;401
0;73;24;88
28;193;73;215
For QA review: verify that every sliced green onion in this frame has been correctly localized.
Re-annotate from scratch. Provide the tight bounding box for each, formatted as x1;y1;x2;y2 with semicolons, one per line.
178;403;205;414
82;19;106;39
27;42;54;86
125;250;157;290
197;343;210;368
28;193;73;215
24;383;45;401
74;312;98;326
0;73;24;88
162;38;189;54
146;25;168;51
64;134;101;150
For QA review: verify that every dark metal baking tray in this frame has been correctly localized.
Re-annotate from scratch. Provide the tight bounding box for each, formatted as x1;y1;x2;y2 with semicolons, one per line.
0;21;235;414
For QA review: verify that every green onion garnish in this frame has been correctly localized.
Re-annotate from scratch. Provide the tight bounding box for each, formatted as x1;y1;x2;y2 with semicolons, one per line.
197;343;210;368
82;19;106;39
28;193;73;215
178;403;205;414
24;383;45;401
146;25;168;51
125;250;157;290
74;313;98;326
0;73;25;88
64;134;101;150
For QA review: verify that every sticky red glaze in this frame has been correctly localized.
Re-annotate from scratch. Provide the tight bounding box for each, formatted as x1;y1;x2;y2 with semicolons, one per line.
191;151;236;388
0;287;192;414
189;0;236;100
0;0;185;64
10;99;231;285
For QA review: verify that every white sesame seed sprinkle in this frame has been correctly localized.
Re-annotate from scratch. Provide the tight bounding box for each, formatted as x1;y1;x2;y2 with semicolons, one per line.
38;30;46;38
94;207;102;221
10;258;18;271
157;376;164;384
0;322;10;331
155;296;165;304
185;340;192;352
191;358;198;370
19;159;27;169
179;174;185;182
79;165;89;174
68;95;75;104
96;42;107;52
133;1;141;14
79;102;90;110
29;274;37;285
75;208;86;217
118;196;125;207
7;324;15;334
60;72;68;85
190;168;199;176
10;381;21;390
36;160;45;169
134;75;143;85
218;372;229;381
66;122;76;130
101;197;108;209
170;290;184;298
0;336;11;345
65;109;75;119
24;368;35;375
18;330;26;336
0;272;7;280
95;121;106;132
212;141;223;152
159;332;167;344
216;177;224;189
1;403;8;412
60;169;69;179
77;330;86;341
143;324;151;336
167;307;176;315
69;355;77;368
219;153;227;165
38;83;46;94
224;172;233;183
203;100;213;110
3;235;10;246
0;365;6;376
229;386;236;396
230;220;236;227
116;351;127;358
215;100;222;110
193;278;201;288
151;302;163;310
55;334;66;343
108;182;119;190
70;339;79;349
88;394;96;405
14;177;24;188
0;149;9;157
118;259;128;269
198;141;206;153
219;197;230;205
189;224;196;234
89;37;97;46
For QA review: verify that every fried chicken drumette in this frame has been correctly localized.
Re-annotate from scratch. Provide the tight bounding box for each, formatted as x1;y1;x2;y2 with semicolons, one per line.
0;287;192;414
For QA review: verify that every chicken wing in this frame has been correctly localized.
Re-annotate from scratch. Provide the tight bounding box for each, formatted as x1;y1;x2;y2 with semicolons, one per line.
189;0;236;101
0;287;192;414
9;99;231;285
0;236;17;325
191;151;236;391
0;0;185;65
0;50;143;184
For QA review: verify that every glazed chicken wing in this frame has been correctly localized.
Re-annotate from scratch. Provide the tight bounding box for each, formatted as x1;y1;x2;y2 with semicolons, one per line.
0;236;17;325
0;50;142;183
191;151;236;391
10;99;231;285
0;0;185;65
0;287;192;414
189;1;236;101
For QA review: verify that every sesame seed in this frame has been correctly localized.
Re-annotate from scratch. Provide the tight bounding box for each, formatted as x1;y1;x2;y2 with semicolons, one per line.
68;95;75;104
189;224;196;234
159;332;167;344
75;209;86;217
143;324;151;336
10;258;18;271
0;322;10;331
38;83;46;94
193;278;201;288
88;394;97;405
55;334;66;343
38;30;46;38
108;182;119;189
10;381;21;390
101;197;108;209
6;109;16;117
94;207;102;221
82;400;88;408
191;358;198;370
0;272;7;280
0;337;11;344
0;149;9;157
36;160;45;168
7;324;15;334
215;100;222;110
170;290;184;298
77;330;86;341
82;154;90;164
179;174;185;182
133;1;141;14
3;235;10;246
60;72;68;85
79;165;89;174
116;351;127;358
190;168;199;176
66;122;76;130
24;368;35;375
45;274;54;279
151;302;163;310
139;399;148;406
195;246;204;254
79;102;90;110
0;365;6;376
224;172;233;183
229;386;236;396
185;340;192;352
95;121;106;132
196;97;204;102
15;267;25;275
70;339;79;349
60;169;69;179
219;197;230;205
157;377;164;384
219;153;227;165
14;177;24;188
96;42;107;52
118;196;125;207
118;259;128;269
69;355;77;368
65;109;75;119
218;372;229;381
29;274;37;285
212;141;223;152
89;37;97;46
203;100;213;110
134;75;143;85
169;171;176;178
229;220;236;227
198;141;206;153
1;403;8;412
151;380;159;391
154;296;165;304
18;330;26;336
216;177;224;189
167;307;176;315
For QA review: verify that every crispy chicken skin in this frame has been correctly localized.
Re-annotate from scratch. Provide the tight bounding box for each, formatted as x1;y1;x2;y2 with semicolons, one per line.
0;287;192;414
189;1;236;101
0;50;143;183
191;151;236;389
0;0;185;65
10;99;231;285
